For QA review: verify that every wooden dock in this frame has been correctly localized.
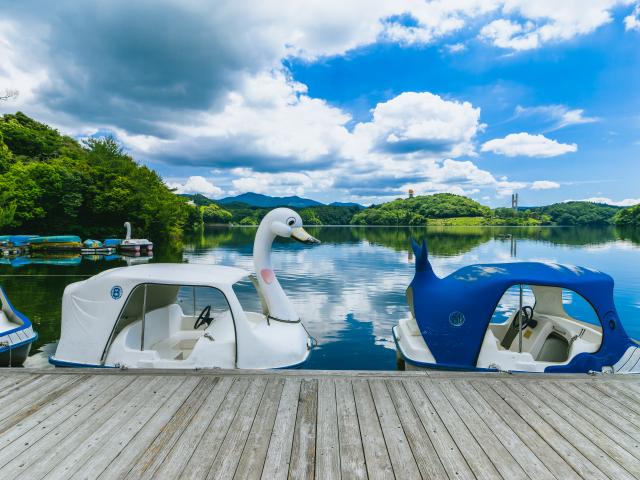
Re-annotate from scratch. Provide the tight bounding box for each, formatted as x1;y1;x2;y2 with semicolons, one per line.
0;370;639;479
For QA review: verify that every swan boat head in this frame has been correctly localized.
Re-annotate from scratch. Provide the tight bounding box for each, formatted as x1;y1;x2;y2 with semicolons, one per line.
253;208;320;323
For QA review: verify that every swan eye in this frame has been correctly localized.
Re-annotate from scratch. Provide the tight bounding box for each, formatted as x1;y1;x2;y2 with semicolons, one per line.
287;217;296;226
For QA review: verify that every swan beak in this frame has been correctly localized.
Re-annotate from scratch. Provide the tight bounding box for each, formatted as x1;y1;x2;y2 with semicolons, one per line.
291;227;320;244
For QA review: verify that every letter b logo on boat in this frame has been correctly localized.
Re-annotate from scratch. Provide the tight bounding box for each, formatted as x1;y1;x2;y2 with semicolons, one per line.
110;286;123;300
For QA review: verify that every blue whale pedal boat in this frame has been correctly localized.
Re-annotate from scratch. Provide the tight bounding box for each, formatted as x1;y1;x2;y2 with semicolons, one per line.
0;287;37;366
394;240;640;374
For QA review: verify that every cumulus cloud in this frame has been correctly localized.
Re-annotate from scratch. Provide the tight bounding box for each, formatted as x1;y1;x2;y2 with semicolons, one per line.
166;176;223;197
481;133;578;157
578;197;640;206
515;105;598;131
348;92;482;159
625;4;640;30
531;180;561;190
480;0;634;50
228;169;332;196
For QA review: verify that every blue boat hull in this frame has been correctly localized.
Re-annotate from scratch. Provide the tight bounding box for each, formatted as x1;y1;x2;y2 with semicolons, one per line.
0;341;33;367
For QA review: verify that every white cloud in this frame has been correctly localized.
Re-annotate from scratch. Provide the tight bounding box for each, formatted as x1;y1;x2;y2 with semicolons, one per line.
480;19;539;50
515;105;598;131
228;169;330;196
625;4;640;30
578;197;640;206
444;42;467;53
347;92;483;160
481;132;577;157
166;176;223;197
531;180;561;190
481;1;634;50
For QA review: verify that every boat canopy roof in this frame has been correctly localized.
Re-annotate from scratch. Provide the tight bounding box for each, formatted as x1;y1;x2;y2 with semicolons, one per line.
55;264;250;365
409;240;632;371
87;263;249;289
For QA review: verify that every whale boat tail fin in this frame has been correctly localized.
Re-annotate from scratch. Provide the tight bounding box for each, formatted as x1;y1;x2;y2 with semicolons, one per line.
410;239;437;279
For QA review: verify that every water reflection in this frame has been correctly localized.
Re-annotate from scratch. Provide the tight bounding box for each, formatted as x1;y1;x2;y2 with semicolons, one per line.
0;225;638;370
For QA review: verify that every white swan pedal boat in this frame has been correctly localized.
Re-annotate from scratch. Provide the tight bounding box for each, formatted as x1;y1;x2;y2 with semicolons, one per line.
50;208;319;369
0;287;38;367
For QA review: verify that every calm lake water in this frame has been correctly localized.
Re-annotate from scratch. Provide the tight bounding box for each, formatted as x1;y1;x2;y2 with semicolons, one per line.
2;226;639;370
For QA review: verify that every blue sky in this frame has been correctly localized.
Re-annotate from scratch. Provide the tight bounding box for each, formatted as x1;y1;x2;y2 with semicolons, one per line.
1;1;639;206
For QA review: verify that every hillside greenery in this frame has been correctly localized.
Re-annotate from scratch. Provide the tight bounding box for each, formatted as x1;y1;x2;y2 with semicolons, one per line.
613;204;640;227
0;112;194;242
350;194;491;226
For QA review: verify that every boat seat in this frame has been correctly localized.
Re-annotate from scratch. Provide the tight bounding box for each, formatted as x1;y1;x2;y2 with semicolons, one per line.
536;332;569;362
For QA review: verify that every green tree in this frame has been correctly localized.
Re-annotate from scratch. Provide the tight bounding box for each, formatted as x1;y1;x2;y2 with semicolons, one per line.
202;204;233;224
614;204;640;226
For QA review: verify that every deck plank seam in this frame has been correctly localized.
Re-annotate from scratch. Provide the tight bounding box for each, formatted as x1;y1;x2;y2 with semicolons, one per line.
496;379;617;480
481;379;598;480
517;381;640;479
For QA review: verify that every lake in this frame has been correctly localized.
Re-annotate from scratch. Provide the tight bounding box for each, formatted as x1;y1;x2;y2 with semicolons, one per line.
2;226;639;370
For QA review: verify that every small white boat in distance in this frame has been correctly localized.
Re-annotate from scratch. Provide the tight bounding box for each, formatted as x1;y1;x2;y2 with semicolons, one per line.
120;222;153;253
1;287;38;366
50;208;320;369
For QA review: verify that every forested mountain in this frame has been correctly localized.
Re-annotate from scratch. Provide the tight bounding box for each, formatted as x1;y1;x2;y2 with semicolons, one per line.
0;112;193;241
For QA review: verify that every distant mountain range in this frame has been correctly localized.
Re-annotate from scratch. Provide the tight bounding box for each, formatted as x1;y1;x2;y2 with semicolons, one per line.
213;192;364;208
217;192;321;207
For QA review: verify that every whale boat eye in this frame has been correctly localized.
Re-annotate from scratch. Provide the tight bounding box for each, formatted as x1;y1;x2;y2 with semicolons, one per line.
287;217;296;226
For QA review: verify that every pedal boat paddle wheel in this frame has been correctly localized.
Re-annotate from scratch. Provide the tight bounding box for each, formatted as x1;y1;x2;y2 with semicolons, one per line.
50;208;320;369
394;240;640;374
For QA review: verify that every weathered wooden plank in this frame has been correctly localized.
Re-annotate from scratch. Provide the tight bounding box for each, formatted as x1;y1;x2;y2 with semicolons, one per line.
456;380;561;480
0;375;86;435
260;378;301;480
352;379;394;480
0;376;154;480
114;377;213;480
207;378;268;480
438;380;529;480
419;379;500;480
558;381;640;443
516;381;640;478
233;379;284;480
544;381;640;456
488;379;608;480
0;371;637;480
43;376;186;480
0;374;43;400
288;378;318;480
180;378;251;479
0;374;80;423
0;376;136;474
74;376;202;480
582;382;640;424
603;380;640;410
95;377;219;480
385;380;448;480
314;379;340;480
143;377;234;480
0;375;122;452
0;374;36;394
369;380;420;479
402;379;474;480
334;379;366;480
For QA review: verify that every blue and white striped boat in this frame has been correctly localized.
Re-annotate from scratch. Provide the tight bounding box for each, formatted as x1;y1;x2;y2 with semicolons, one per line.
0;287;37;366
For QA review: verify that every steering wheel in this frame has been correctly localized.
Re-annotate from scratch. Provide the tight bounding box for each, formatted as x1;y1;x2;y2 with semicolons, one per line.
517;305;535;329
193;305;213;329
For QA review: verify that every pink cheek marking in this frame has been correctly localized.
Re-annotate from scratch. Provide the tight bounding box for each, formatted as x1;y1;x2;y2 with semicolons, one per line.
261;268;275;285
